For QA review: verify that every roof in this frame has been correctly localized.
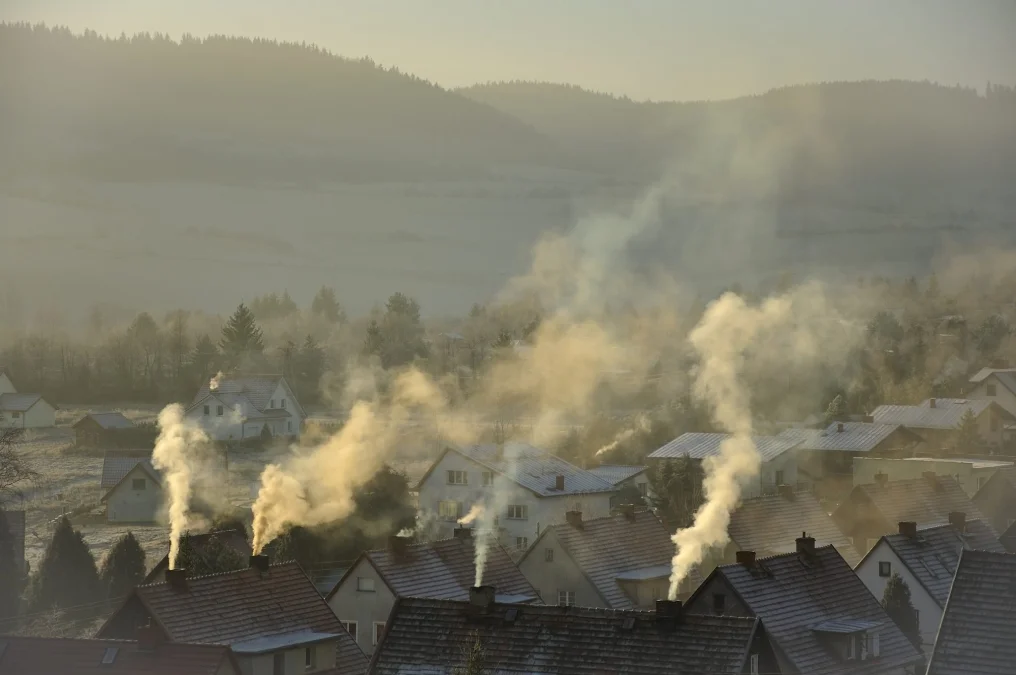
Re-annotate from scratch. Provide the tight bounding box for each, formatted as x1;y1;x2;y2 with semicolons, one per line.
969;367;1016;384
0;637;238;675
697;545;923;675
926;550;1016;675
144;530;251;584
586;464;648;485
100;562;366;672
777;422;908;453
871;398;1003;429
369;597;761;675
101;452;159;490
728;491;860;566
1001;520;1016;552
900;456;1013;469
0;393;43;413
190;376;303;416
424;444;617;497
839;475;994;532
862;519;1004;607
648;432;801;463
329;535;537;603
229;630;338;654
520;510;677;608
74;412;136;430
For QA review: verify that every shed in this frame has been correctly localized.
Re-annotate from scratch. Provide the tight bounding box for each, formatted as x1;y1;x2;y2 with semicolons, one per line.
73;412;136;448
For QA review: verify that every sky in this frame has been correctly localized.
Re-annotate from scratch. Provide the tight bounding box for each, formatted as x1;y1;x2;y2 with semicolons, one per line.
3;0;1015;101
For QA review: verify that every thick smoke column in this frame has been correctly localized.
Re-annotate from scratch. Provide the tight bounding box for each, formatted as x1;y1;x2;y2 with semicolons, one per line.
209;371;224;391
457;504;484;526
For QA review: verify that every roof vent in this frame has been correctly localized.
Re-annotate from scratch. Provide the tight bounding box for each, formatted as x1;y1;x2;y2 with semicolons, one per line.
554;474;565;491
796;532;816;556
618;503;636;521
453;526;473;541
621;616;636;631
837;422;845;433
949;511;966;532
566;511;583;529
469;585;496;612
249;554;269;573
504;607;519;623
655;599;682;621
165;568;187;591
929;398;937;408
736;550;756;567
898;521;918;538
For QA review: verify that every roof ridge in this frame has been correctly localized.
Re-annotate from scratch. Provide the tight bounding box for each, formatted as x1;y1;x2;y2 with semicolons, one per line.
137;560;296;588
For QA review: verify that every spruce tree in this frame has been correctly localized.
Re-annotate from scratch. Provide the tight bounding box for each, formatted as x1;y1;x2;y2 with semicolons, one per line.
955;408;982;453
98;532;146;603
176;532;246;576
27;517;101;618
311;286;344;323
219;303;265;357
0;510;24;620
882;572;921;647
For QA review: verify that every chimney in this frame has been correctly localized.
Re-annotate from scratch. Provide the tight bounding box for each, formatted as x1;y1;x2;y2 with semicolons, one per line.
388;535;410;560
929;398;937;408
165;568;187;591
837;422;845;433
863;415;875;423
554;474;565;491
249;554;269;573
735;550;756;567
453;526;473;541
655;599;682;621
874;472;889;487
949;511;966;532
469;585;496;611
618;503;636;521
136;624;161;652
898;521;918;538
566;511;583;529
796;532;816;556
778;484;795;500
923;471;941;491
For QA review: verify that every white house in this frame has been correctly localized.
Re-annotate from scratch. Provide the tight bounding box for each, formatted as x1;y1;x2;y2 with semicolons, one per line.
871;397;1013;449
100;452;163;523
967;367;1016;417
415;442;617;553
0;369;56;429
184;375;305;442
853;455;1014;498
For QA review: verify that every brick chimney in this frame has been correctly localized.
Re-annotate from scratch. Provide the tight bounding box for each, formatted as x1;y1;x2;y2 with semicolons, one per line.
874;472;889;487
388;535;410;561
923;472;942;491
453;526;473;541
165;568;187;591
929;398;937;408
655;599;682;621
778;484;795;500
469;585;496;611
136;624;162;652
249;554;269;573
618;503;636;521
736;550;756;566
796;532;816;556
566;511;583;529
554;474;565;491
863;414;875;423
837;422;845;433
949;511;967;532
898;521;918;538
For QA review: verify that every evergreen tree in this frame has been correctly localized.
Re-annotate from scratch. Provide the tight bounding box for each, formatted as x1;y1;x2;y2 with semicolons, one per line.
188;334;219;383
647;457;705;529
98;531;146;603
296;335;326;402
0;510;24;620
27;517;101;618
882;572;921;647
824;394;847;424
176;532;247;576
955;408;983;453
219;304;264;358
378;292;428;368
210;515;249;539
363;319;384;358
311;286;345;323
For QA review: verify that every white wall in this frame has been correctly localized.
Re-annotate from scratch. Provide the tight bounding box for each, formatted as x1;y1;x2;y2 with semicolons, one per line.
855;540;940;651
239;642;337;675
0;373;15;395
23;399;56;428
327;558;396;656
268;382;302;437
853;456;1007;498
105;465;163;523
518;529;606;608
968;377;1016;418
186;395;244;441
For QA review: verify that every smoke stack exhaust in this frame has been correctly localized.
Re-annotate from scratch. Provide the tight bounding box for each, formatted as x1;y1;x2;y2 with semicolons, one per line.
566;511;583;528
929;398;937;408
874;472;888;487
554;474;565;491
166;568;187;591
735;550;756;566
453;526;472;541
796;532;816;556
469;585;496;611
618;503;636;521
898;521;917;538
389;535;410;560
136;624;161;652
837;422;844;433
655;599;682;621
249;554;269;573
778;484;795;499
949;511;966;532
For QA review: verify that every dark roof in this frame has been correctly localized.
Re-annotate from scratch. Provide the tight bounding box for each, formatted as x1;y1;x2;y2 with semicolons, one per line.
1001;520;1016;553
369;597;761;675
649;432;801;462
864;519;1005;607
329;535;537;603
144;530;251;584
777;422;911;453
696;545;923;675
99;562;366;672
0;510;25;570
926;550;1016;675
0;393;44;413
586;465;648;485
837;475;994;532
521;510;675;608
0;637;238;675
728;491;860;566
101;452;159;490
74;412;136;430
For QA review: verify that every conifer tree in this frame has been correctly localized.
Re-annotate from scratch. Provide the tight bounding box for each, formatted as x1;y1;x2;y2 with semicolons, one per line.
219;303;265;357
0;511;24;620
98;531;146;603
27;517;101;618
882;572;921;647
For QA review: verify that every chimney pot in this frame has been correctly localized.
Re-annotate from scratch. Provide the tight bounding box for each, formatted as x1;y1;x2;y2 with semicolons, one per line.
165;568;187;591
898;521;918;538
796;532;816;555
566;511;583;529
453;526;472;541
388;535;410;560
249;554;269;573
618;503;636;521
469;585;496;611
929;398;937;408
136;625;161;652
837;422;845;433
949;511;966;531
735;550;756;566
655;599;682;620
554;474;565;491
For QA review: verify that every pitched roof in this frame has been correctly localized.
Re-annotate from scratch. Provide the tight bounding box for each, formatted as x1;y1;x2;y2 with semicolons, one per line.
969;367;1016;384
329;535;537;603
840;475;994;532
1001;520;1016;553
728;491;860;566
926;550;1016;675
698;545;923;675
101;562;366;672
0;510;25;570
648;432;802;463
521;510;676;608
191;376;303;416
871;398;1004;429
101;452;160;490
369;597;761;675
864;519;1004;607
777;422;909;453
0;637;239;675
144;530;251;584
0;393;43;413
75;412;136;430
586;464;647;485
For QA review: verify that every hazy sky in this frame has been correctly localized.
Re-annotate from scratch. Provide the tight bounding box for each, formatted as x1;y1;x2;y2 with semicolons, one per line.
4;0;1015;100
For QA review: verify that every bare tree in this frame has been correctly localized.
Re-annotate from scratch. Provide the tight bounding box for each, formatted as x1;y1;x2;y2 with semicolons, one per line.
0;425;37;506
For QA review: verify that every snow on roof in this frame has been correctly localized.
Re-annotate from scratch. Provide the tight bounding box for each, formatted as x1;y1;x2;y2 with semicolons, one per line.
649;432;801;463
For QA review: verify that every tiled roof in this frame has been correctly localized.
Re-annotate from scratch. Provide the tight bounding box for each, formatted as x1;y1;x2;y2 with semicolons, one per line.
841;475;994;532
441;444;617;497
0;637;238;675
191;376;301;415
144;530;251;584
969;367;1016;384
369;597;761;675
0;510;25;571
101;452;160;490
701;545;923;675
869;520;1004;607
0;393;43;412
1001;520;1016;553
648;432;801;463
522;510;676;608
871;398;999;429
75;412;136;430
102;562;366;672
777;422;907;453
728;491;860;567
926;550;1016;675
586;464;647;485
330;535;537;603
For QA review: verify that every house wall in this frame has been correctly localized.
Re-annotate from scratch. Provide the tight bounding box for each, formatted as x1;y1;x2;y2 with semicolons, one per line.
217;660;239;675
186;395;244;441
327;558;397;656
968;376;1016;417
853;457;1007;498
855;541;939;651
973;477;1016;533
241;642;337;675
0;374;15;395
267;382;302;437
105;465;163;523
517;529;610;608
23;399;56;428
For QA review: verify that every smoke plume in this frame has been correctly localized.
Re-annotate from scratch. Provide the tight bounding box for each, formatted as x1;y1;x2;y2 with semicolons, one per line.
457;504;484;526
209;371;224;391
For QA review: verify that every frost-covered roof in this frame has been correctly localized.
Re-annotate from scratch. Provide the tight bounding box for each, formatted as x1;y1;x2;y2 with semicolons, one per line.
586;464;648;485
778;422;909;453
648;432;801;463
871;398;1007;429
75;412;136;430
0;393;43;412
100;452;160;490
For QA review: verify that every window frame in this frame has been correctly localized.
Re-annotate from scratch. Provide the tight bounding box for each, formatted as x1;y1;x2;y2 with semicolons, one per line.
506;504;528;520
878;561;891;578
356;577;376;593
750;653;759;675
446;470;468;485
341;620;358;642
545;548;554;562
304;645;316;670
481;471;494;487
216;405;224;417
774;469;785;486
270;399;275;408
373;621;386;646
281;398;286;409
273;652;285;675
557;590;576;606
712;592;726;614
438;500;461;521
515;536;528;551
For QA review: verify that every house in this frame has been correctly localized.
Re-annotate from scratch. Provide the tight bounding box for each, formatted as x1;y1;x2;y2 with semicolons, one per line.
871;397;1013;450
415;442;617;549
972;465;1016;533
517;507;686;608
648;432;801;498
586;464;653;507
926;549;1016;675
143;529;250;583
853;456;1014;498
97;558;367;674
685;539;925;675
325;529;539;655
100;451;163;524
0;635;241;675
832;474;994;554
0;509;26;575
777;421;922;483
966;366;1016;416
72;412;141;448
0;370;56;429
368;593;780;675
185;375;305;442
854;516;1004;651
728;487;860;567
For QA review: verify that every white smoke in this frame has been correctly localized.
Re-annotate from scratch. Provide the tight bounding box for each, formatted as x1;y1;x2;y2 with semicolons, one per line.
457;504;485;526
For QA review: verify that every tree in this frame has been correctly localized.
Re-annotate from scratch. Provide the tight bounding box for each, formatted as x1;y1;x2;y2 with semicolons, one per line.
377;293;428;368
824;394;847;424
454;631;488;675
98;532;146;603
189;334;219;383
27;517;101;618
363;320;384;358
648;457;704;529
295;335;326;402
881;572;920;647
0;510;25;620
955;408;982;453
0;427;37;506
175;532;247;576
165;310;191;389
975;314;1011;356
311;286;345;323
219;304;264;360
210;515;249;539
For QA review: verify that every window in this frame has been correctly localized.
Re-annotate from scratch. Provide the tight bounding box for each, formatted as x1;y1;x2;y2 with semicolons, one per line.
270;399;275;408
446;470;468;485
506;505;528;520
712;593;726;614
356;577;376;592
281;399;286;409
545;548;554;562
287;421;292;432
438;500;461;521
273;652;285;675
304;646;316;670
203;405;210;415
750;654;759;675
482;471;494;487
132;478;146;490
373;622;385;646
10;412;19;419
341;621;357;641
845;634;856;660
557;590;576;606
637;482;648;496
516;537;528;551
774;470;785;486
987;384;997;397
216;405;224;416
992;416;1000;432
869;631;880;658
878;561;891;577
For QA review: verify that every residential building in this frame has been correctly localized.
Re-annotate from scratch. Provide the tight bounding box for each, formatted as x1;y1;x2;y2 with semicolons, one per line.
517;507;684;608
972;465;1016;533
871;397;1013;450
185;375;305;442
368;593;780;675
0;636;241;675
966;366;1016;416
648;433;801;498
100;451;163;524
853;456;1013;498
586;464;653;506
415;442;617;547
72;412;145;448
98;558;367;674
144;529;250;583
0;509;25;575
926;549;1016;675
686;539;924;675
326;530;538;656
778;421;922;482
0;369;56;429
832;474;994;554
855;516;1003;651
728;487;860;567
